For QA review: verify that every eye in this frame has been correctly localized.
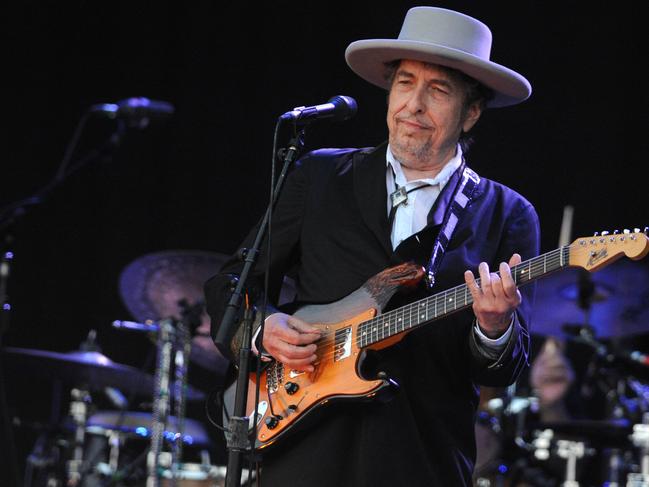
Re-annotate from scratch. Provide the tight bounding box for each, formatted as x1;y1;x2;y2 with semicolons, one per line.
430;85;449;95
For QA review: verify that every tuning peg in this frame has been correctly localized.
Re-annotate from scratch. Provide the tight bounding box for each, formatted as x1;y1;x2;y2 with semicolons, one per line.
613;230;619;234
601;230;609;236
625;229;631;234
644;227;648;235
634;228;640;233
593;232;599;237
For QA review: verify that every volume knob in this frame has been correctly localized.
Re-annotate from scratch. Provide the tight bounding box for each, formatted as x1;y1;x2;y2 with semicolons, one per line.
284;382;299;395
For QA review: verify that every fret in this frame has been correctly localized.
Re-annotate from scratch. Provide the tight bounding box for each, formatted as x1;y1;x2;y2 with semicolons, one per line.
419;301;427;325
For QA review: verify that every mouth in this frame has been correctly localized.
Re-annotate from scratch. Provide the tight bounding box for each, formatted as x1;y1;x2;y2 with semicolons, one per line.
397;118;432;131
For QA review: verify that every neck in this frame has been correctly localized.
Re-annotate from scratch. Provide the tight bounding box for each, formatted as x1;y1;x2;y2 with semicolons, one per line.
400;163;445;181
395;145;458;181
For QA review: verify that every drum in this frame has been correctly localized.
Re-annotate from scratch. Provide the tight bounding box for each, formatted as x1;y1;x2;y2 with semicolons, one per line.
161;463;226;486
78;411;215;486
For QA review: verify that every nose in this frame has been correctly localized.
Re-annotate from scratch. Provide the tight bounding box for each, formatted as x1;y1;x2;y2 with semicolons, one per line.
405;84;427;114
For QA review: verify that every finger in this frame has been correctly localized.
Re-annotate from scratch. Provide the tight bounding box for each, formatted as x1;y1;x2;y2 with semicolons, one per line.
508;253;522;267
499;262;517;298
478;262;492;295
490;272;504;299
287;316;322;336
272;341;317;361
277;326;321;346
274;352;317;372
464;270;482;297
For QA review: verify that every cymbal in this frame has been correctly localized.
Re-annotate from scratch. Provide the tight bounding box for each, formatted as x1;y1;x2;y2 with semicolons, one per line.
119;249;230;325
118;249;297;374
1;347;205;402
119;250;230;374
531;259;649;338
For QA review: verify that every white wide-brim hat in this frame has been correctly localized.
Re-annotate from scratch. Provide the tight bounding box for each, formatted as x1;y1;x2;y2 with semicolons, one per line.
345;7;531;108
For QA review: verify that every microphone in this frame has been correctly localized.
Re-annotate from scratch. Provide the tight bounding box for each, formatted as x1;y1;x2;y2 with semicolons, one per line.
280;95;357;124
89;97;175;125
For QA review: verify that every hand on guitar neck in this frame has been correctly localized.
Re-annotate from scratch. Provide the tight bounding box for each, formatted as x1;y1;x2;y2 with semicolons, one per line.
464;253;523;339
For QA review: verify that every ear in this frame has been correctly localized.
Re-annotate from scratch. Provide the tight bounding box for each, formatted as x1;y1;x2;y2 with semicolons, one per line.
462;102;482;133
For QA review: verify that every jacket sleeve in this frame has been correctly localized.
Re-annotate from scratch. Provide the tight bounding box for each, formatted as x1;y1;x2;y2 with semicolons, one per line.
469;200;540;386
204;160;308;362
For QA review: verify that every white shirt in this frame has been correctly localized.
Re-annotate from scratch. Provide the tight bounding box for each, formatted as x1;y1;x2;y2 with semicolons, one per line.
386;145;462;250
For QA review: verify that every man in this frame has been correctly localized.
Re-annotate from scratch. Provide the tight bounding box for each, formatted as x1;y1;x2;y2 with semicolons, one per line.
205;6;540;486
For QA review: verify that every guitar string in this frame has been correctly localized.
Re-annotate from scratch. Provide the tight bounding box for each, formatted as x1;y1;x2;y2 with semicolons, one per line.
306;246;568;362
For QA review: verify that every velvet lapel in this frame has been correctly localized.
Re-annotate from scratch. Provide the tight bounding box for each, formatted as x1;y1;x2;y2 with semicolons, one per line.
353;142;393;257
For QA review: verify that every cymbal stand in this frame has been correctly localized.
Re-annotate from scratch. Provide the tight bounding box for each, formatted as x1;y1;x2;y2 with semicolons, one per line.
147;318;175;487
556;438;587;487
169;319;191;486
66;387;91;486
627;415;649;486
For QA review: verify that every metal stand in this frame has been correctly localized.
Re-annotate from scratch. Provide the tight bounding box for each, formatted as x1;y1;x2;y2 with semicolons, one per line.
66;388;91;486
214;132;304;487
627;421;649;486
556;439;586;487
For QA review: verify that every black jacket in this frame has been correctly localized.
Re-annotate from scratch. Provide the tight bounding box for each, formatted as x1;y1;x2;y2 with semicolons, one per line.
205;143;540;486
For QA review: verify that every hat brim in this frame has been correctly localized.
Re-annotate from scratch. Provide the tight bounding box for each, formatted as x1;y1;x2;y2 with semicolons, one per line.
345;39;531;108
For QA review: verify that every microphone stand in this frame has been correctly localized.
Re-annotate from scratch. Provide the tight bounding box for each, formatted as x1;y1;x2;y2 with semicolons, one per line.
215;129;304;487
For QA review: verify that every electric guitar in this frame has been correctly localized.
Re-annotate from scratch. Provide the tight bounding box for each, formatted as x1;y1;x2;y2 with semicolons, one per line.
224;229;649;450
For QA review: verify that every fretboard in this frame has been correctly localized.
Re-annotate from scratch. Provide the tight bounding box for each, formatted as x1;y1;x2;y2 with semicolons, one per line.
356;246;570;348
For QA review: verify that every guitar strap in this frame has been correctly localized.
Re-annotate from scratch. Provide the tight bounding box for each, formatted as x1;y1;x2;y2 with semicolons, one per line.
425;162;481;289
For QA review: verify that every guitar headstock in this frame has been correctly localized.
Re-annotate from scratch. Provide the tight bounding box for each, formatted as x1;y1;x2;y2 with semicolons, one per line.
568;228;649;272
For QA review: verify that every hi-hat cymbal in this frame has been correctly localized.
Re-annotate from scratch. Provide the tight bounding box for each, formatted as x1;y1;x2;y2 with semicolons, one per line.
531;259;649;338
1;347;205;402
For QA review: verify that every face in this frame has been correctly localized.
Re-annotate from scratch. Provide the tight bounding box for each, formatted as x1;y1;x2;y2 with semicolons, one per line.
387;60;482;169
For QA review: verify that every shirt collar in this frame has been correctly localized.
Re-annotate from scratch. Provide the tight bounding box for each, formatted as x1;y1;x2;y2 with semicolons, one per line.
386;144;463;188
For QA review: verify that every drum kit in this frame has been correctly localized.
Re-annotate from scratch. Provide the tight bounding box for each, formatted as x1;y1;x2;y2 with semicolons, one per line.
0;250;252;487
473;259;649;487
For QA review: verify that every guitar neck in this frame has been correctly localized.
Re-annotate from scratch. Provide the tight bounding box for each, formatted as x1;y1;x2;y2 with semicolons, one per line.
356;246;570;348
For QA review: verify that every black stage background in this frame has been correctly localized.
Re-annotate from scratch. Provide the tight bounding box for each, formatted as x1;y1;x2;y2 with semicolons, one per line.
2;0;648;482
